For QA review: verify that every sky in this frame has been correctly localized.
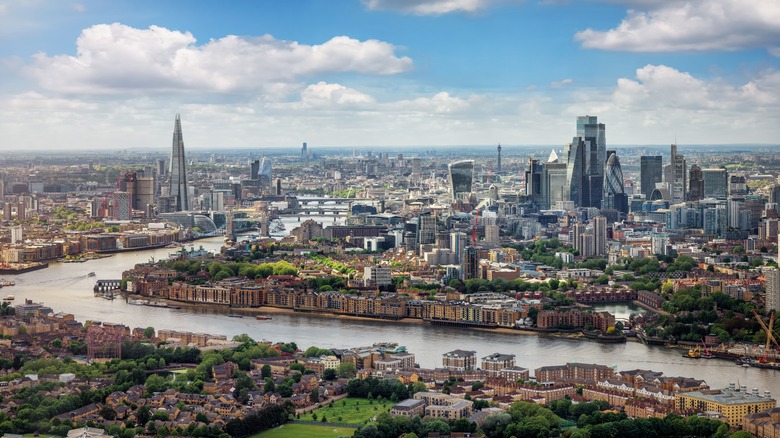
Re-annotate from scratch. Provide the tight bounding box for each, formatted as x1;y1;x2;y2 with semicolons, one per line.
0;0;779;151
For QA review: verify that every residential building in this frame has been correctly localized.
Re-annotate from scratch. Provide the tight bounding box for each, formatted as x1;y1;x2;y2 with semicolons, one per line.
442;350;477;371
481;353;516;376
675;385;775;425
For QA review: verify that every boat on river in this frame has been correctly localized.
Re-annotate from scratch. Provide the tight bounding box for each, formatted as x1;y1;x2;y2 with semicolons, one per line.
2;294;14;301
256;315;272;321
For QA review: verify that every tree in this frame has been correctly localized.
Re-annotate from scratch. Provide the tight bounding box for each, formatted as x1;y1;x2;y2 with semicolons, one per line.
310;388;320;404
338;362;356;378
136;405;151;426
261;364;272;379
143;327;155;338
323;368;337;381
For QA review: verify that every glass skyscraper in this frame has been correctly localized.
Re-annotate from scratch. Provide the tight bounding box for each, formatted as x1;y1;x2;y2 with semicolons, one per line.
602;150;627;214
448;160;475;201
565;116;606;208
168;114;190;211
640;156;663;200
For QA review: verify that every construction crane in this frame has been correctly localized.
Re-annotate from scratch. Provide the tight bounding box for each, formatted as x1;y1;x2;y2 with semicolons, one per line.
752;310;780;362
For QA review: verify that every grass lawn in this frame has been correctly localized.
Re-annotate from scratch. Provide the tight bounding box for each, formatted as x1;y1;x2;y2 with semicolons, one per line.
251;423;356;438
298;397;392;425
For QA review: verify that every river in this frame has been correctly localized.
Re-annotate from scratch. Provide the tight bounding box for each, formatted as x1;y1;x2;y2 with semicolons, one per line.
5;235;780;398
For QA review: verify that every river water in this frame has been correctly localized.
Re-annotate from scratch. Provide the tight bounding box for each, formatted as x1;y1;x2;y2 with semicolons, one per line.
5;235;780;398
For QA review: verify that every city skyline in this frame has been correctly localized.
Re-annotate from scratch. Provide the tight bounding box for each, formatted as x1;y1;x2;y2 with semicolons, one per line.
0;0;779;150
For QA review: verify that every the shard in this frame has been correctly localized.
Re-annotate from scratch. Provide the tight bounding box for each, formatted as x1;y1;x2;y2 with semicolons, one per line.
169;114;190;211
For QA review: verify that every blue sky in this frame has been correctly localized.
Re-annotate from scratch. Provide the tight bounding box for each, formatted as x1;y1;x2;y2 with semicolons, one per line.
1;0;779;150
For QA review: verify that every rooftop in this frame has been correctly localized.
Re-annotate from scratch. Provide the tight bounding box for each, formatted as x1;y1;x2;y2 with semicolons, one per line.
680;388;775;405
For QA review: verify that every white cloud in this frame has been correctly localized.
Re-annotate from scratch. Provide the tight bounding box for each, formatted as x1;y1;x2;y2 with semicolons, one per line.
70;3;85;13
550;78;573;89
362;0;514;15
575;0;780;53
298;82;376;108
27;23;413;94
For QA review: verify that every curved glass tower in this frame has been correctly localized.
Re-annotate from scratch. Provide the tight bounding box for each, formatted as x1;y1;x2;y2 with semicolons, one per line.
448;160;474;201
601;150;627;213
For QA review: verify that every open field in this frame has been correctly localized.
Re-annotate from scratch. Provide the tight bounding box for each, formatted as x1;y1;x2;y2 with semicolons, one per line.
250;423;356;438
299;397;392;425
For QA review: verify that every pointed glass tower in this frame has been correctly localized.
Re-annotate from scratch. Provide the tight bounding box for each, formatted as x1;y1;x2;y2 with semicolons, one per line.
169;114;190;211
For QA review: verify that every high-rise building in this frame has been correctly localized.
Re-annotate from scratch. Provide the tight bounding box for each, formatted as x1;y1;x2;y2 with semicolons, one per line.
448;160;474;201
412;157;422;176
670;144;687;204
543;150;567;210
601;150;627;214
593;216;607;257
168;114;190;211
418;212;436;245
460;246;479;280
766;268;780;312
250;159;260;180
640;156;663;200
771;185;780;205
496;144;502;173
524;157;544;208
702;168;729;199
565;116;606;208
729;174;747;196
257;157;273;192
301;142;308;160
112;191;131;220
688;164;704;201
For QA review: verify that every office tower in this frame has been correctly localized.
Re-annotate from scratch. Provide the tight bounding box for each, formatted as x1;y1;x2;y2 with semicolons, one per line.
577;116;606;208
729;174;747;195
250;159;260;180
772;185;780;205
301;142;308;160
565;116;606;208
593;215;607;257
543;150;567;210
524;157;544;208
418;212;436;245
602;150;627;214
412;157;422;175
169;114;190;211
767;268;780;312
156;159;166;177
257;157;273;192
670;144;687;204
702;168;729;198
688;164;704;201
450;232;468;264
448;160;474;201
496;144;502;173
640;156;663;200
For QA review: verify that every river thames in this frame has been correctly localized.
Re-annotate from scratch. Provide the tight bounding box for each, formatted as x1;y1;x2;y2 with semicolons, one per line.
6;235;780;396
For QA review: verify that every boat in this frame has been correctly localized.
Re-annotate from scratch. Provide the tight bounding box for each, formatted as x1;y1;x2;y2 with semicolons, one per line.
128;299;148;305
684;345;702;358
228;314;244;318
2;294;14;301
87;272;96;277
256;315;272;321
0;280;15;288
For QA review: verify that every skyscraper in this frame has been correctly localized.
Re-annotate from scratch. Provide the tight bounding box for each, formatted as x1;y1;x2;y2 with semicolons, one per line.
593;215;607;257
496;144;502;173
301;142;308;160
601;150;627;214
524;157;544;208
257;157;273;192
543;151;568;210
640;156;663;200
766;268;780;312
688;164;704;201
169;114;190;211
448;160;474;201
670;144;687;204
702;168;729;198
565;116;606;208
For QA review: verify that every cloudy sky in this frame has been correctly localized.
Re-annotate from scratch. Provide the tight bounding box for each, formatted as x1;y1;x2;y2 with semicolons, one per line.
1;0;779;150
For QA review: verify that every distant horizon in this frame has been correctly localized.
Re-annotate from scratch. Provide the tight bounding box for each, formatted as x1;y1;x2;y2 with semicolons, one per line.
1;143;779;156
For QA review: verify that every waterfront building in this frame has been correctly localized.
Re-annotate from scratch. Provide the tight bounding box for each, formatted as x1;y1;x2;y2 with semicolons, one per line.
481;353;516;376
169;114;190;211
442;350;477;371
640;156;663;200
670;144;687;204
675;385;775;425
766;268;780;312
601;151;627;214
702;168;729;199
448;160;474;201
535;362;614;385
